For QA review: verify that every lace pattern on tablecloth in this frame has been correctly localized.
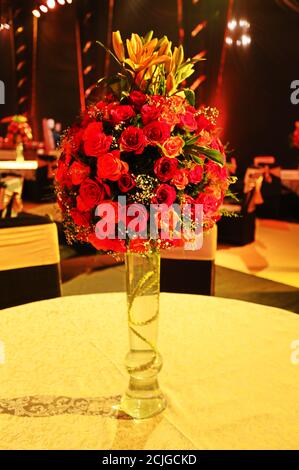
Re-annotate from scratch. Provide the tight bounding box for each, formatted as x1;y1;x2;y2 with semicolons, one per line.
0;395;132;419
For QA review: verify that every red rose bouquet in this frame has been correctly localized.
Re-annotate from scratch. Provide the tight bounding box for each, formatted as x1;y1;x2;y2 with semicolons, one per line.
56;31;232;253
55;32;234;419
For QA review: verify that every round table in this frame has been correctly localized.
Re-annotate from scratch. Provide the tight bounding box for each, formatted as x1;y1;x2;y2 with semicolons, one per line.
0;293;298;450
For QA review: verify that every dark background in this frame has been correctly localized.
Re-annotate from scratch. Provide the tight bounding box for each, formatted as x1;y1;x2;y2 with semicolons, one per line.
0;0;298;170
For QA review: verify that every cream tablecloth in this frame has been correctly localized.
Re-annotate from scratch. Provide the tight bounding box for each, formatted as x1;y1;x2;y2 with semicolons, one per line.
0;293;299;450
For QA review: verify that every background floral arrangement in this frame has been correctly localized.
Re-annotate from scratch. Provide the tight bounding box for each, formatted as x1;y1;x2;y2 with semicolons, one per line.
5;115;33;146
56;31;233;253
292;121;299;149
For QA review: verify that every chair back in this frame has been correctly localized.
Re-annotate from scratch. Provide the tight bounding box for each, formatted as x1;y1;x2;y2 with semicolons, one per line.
254;156;276;167
0;214;61;309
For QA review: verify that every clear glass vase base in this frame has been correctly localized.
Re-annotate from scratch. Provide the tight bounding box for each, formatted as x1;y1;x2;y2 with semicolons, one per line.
120;393;167;420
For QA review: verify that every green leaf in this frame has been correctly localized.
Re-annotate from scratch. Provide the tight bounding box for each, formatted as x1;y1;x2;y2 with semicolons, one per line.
183;89;195;106
143;30;154;44
194;146;224;166
185;135;200;146
190;155;204;164
96;40;122;67
97;76;108;85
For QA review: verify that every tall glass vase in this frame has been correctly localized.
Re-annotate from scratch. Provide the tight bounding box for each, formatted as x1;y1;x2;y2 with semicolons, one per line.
121;250;166;419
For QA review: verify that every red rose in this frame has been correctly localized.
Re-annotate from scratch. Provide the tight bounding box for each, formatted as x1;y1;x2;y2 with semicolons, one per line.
70;209;91;227
205;161;227;182
196;114;215;133
196;193;221;215
69;160;90;185
118;173;136;192
69;126;84;152
141;104;161;125
154;157;178;182
162;136;184;158
171;169;189;190
77;178;108;211
95;100;111;120
179;111;198;132
55;160;72;189
189;164;203;184
152;184;177;206
151;96;167;106
211;137;225;156
119;126;146;154
109;104;135;124
88;233;126;253
160;109;180;128
128;238;149;253
143;121;171;144
97;150;129;181
129;91;147;110
83;122;112;157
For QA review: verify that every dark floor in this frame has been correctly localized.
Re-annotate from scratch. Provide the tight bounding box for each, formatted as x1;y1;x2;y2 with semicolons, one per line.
215;266;299;314
60;253;299;314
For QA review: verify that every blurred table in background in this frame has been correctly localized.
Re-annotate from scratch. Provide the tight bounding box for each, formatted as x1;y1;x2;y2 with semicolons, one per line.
0;160;38;181
1;293;299;450
281;169;299;196
0;149;18;161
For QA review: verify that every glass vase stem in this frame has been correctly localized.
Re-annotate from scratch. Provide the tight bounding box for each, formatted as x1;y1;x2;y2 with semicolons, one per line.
121;251;166;419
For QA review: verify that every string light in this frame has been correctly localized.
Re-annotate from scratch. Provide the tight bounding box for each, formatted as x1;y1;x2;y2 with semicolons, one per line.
0;23;10;31
226;17;251;48
47;0;56;9
32;1;73;17
32;10;41;18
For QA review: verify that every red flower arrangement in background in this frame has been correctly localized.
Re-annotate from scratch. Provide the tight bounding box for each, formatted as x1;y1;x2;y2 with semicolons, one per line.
56;31;233;253
5;115;33;146
292;121;299;149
